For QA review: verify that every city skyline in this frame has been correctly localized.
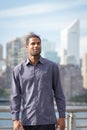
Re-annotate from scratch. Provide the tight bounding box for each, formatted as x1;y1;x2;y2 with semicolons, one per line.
0;0;87;58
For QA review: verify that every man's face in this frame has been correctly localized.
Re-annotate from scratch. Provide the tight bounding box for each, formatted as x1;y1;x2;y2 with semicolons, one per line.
26;37;41;57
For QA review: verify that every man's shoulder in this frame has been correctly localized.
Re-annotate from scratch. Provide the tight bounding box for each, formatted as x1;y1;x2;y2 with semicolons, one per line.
42;57;58;66
13;59;26;72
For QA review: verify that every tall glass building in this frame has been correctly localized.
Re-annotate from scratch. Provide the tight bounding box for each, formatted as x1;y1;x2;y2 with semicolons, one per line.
41;39;59;63
60;19;80;65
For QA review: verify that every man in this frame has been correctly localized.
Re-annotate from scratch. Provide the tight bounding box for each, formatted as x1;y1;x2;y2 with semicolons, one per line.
10;33;66;130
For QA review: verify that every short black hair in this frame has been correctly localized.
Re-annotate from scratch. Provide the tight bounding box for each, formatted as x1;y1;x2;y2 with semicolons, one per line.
26;33;41;45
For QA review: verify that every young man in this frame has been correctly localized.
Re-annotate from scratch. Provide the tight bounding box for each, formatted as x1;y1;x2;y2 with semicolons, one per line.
10;33;66;130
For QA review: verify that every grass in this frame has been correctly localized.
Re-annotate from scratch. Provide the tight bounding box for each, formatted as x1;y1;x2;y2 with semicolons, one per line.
71;94;87;102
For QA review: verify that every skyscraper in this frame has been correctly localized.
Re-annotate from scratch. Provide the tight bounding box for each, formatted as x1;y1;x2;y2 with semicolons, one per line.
6;36;26;88
0;44;3;60
60;19;80;65
81;51;87;89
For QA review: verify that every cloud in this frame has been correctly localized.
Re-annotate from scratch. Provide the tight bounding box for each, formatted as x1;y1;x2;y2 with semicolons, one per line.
0;1;87;18
0;3;59;18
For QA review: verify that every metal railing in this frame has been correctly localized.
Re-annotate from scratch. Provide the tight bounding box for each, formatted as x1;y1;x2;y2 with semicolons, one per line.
0;105;87;130
66;106;87;130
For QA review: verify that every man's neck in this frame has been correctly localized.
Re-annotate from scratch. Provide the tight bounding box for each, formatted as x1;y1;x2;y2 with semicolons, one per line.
29;55;40;65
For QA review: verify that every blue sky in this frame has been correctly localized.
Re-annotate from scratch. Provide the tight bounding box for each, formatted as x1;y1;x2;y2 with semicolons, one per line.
0;0;87;58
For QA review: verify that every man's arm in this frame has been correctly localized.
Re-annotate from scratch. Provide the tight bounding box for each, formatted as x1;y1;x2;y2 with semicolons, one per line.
10;67;22;129
52;64;66;130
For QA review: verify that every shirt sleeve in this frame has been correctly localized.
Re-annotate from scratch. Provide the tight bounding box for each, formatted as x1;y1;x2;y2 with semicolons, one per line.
52;64;66;118
10;66;21;121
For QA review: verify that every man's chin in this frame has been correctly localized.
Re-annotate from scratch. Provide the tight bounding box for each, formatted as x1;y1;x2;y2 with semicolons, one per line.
32;53;40;56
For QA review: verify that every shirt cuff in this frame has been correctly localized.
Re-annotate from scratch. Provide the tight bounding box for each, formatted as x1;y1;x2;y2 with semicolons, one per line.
59;112;66;118
12;113;19;121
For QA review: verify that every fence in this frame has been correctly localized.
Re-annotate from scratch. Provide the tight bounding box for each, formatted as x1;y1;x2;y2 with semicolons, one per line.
0;105;87;130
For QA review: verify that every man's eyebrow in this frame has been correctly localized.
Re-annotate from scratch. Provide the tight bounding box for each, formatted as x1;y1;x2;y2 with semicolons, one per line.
30;42;41;44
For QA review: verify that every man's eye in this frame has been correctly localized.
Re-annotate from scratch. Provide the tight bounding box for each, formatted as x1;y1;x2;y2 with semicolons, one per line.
37;42;41;45
31;42;35;45
31;42;41;45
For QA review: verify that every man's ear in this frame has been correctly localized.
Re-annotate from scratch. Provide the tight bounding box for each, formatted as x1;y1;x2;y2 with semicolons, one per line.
25;44;28;49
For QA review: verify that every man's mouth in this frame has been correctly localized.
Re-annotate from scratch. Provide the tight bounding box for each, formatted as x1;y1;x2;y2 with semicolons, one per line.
34;49;39;52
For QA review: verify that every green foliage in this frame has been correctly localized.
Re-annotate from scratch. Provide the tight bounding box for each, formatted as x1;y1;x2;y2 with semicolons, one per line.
0;86;9;98
71;94;87;102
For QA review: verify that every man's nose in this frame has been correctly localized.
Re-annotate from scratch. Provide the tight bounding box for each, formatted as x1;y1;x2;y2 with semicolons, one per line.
34;43;38;47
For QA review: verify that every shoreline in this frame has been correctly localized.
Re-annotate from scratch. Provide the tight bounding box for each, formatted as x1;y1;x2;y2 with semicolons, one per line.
66;101;87;106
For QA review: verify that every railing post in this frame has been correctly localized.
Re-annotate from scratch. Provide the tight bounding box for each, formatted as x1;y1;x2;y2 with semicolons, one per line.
67;114;70;130
70;113;76;130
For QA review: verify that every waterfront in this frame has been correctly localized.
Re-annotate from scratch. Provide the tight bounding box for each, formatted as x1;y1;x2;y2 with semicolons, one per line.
0;105;87;130
0;111;12;127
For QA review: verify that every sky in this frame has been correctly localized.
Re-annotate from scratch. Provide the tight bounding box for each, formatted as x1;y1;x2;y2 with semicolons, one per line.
0;0;87;58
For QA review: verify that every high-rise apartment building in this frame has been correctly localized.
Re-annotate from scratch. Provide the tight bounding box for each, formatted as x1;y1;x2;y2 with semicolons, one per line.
0;44;3;60
81;51;87;89
6;36;27;68
7;38;22;67
0;44;6;73
59;64;84;100
61;19;80;65
6;36;26;88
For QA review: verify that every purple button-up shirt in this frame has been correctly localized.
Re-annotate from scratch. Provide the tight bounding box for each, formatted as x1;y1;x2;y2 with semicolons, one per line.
10;56;66;125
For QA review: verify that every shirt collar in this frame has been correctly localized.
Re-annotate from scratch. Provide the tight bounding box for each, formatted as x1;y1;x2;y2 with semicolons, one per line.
25;56;45;65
